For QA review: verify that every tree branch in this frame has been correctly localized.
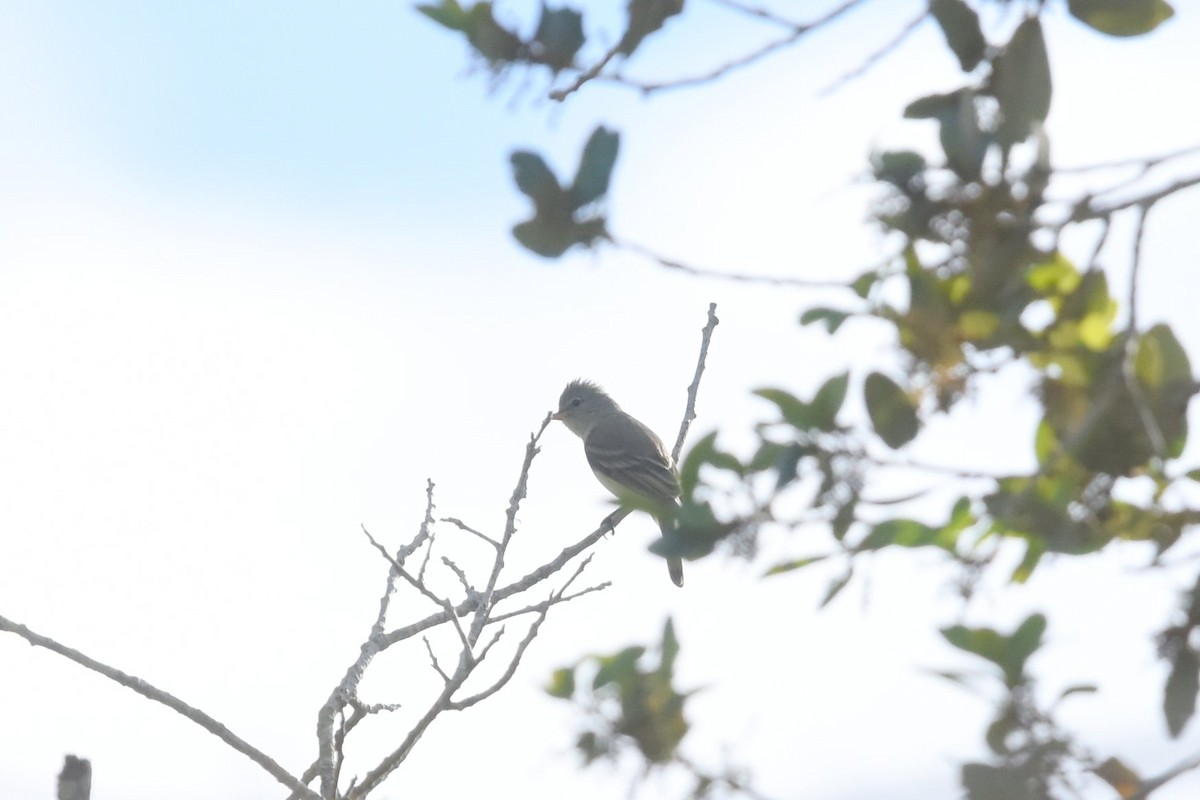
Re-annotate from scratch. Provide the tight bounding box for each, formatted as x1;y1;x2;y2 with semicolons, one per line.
0;613;316;800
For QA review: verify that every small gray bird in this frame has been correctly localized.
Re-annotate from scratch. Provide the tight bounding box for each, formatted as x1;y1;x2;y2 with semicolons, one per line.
552;379;684;587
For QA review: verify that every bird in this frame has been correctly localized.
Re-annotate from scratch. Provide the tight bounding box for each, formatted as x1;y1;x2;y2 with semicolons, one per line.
552;379;684;587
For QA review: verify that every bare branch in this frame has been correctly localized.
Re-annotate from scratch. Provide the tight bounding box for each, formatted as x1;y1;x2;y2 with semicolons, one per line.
618;0;870;95
818;7;929;96
441;516;500;549
1056;141;1200;174
0;614;317;800
447;608;550;711
467;415;553;647
313;480;437;800
673;302;721;462
488;581;610;625
1073;173;1200;220
615;236;853;288
423;635;452;684
1128;749;1200;800
441;555;476;597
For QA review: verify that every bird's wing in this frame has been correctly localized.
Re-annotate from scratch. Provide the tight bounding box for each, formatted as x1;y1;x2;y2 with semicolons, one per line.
584;413;680;504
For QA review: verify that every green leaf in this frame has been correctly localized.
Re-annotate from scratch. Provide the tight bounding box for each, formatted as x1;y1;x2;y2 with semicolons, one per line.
570;127;620;209
799;307;851;333
1068;0;1174;37
464;2;523;64
811;372;849;431
851;270;880;299
942;614;1046;688
993;17;1052;147
417;0;469;31
962;762;1012;800
618;0;684;56
1057;683;1099;702
1186;469;1200;482
510;151;562;209
533;6;585;71
819;568;853;608
678;431;718;497
512;217;605;258
764;556;828;576
754;388;815;430
659;618;680;672
931;0;987;71
1010;535;1045;583
942;625;1009;669
1006;613;1047;685
859;518;940;551
904;91;961;120
1164;645;1199;737
593;645;645;689
871;150;926;187
546;666;576;698
864;372;920;448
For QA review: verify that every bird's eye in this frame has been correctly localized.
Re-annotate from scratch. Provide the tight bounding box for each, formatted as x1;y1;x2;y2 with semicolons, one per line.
570;397;582;407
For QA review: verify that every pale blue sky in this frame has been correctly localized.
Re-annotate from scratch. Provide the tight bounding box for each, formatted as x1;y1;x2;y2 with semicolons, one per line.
3;2;1200;799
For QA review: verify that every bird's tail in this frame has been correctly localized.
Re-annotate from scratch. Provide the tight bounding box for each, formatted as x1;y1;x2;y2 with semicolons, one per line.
658;516;684;588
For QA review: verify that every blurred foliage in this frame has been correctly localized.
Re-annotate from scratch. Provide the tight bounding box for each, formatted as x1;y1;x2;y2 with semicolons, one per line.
424;0;1200;797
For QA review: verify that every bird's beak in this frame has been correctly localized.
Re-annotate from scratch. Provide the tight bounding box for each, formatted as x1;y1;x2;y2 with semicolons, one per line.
550;410;565;421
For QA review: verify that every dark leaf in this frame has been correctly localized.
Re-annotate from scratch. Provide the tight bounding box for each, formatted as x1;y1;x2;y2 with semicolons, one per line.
904;90;962;120
811;372;850;431
533;6;585;71
618;0;684;56
931;0;987;71
465;2;523;64
1068;0;1174;37
871;150;926;188
754;388;816;430
962;762;1013;800
993;17;1052;147
1164;645;1199;737
864;372;920;448
570;127;620;209
512;217;605;258
510;151;562;208
417;0;470;31
800;307;851;334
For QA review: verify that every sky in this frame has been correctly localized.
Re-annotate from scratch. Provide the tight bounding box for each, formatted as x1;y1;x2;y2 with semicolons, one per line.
3;1;1200;799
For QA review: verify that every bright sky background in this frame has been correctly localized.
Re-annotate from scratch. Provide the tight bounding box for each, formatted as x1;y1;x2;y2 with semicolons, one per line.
3;1;1200;799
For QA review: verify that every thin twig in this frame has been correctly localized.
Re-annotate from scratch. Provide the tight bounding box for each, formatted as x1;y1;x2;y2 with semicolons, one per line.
616;237;853;288
818;6;930;96
1055;141;1200;174
1129;749;1200;800
619;0;870;95
447;608;550;711
0;614;318;800
673;303;721;462
441;516;500;549
423;636;452;683
311;480;436;800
